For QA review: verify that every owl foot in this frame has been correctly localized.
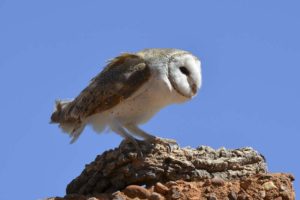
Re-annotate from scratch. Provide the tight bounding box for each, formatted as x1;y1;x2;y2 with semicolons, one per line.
149;137;178;152
123;138;144;158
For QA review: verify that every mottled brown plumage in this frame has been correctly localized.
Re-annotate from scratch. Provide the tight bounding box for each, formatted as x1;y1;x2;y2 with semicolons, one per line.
51;53;151;125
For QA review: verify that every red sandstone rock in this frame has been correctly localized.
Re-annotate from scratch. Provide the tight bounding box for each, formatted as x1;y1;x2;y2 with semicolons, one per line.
47;173;295;200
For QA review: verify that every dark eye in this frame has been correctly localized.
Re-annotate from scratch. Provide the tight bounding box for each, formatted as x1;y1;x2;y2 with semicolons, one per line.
179;66;190;76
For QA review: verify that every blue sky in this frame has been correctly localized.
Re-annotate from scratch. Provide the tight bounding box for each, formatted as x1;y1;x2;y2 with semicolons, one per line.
0;1;299;199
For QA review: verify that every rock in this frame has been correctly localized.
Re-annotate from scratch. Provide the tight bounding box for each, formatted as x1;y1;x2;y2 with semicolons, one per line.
149;192;165;200
211;177;225;186
47;173;295;200
263;181;277;190
207;193;218;200
155;182;169;194
240;179;252;190
170;187;181;199
66;140;267;195
259;190;266;198
281;190;293;200
122;185;151;199
45;139;295;200
228;191;237;200
237;193;249;200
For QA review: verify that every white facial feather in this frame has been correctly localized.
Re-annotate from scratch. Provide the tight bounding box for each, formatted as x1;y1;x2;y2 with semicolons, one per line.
51;48;202;143
168;54;201;99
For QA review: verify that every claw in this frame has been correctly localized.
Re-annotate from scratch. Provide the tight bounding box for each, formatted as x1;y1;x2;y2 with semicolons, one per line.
147;137;178;152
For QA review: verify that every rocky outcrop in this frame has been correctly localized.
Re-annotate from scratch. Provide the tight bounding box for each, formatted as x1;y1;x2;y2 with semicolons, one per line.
47;139;295;200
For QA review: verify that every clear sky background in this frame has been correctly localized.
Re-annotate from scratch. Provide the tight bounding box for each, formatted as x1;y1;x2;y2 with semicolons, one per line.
0;1;299;199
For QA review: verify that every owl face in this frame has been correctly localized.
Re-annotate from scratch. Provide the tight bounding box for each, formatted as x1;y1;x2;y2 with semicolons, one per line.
168;53;201;99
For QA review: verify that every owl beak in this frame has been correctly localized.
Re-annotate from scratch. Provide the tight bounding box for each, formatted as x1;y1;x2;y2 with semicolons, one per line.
191;83;198;95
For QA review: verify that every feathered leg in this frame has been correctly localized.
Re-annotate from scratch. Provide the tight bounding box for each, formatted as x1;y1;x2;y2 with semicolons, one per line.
124;124;178;151
111;121;143;157
124;124;156;141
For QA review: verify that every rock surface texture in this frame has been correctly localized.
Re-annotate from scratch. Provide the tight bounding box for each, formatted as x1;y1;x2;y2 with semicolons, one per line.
47;139;295;200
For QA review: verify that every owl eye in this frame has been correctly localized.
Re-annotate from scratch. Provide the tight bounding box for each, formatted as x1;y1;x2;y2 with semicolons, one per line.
179;66;190;76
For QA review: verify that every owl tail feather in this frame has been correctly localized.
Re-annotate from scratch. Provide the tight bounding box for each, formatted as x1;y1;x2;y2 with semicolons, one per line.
51;99;85;143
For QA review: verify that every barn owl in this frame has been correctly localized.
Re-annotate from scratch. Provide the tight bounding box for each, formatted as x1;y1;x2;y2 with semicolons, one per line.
51;48;201;147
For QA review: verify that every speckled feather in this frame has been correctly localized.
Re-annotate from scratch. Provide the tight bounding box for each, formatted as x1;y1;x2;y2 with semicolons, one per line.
51;53;151;124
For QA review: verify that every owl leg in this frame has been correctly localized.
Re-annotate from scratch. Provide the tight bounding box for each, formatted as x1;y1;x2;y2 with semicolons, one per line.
111;122;143;157
124;124;178;151
124;124;156;141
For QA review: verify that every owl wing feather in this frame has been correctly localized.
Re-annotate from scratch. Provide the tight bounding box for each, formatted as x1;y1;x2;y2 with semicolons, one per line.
51;53;151;124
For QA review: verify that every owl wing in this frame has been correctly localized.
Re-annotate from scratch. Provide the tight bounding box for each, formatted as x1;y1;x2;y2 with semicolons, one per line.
51;53;151;123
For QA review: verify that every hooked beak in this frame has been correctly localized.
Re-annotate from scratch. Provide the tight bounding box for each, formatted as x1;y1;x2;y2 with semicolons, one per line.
191;83;198;95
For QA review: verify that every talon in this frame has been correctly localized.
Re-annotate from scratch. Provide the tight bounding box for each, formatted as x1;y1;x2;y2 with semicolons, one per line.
151;137;178;152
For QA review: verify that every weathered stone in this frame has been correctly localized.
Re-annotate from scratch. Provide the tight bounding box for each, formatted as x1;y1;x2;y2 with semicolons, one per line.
281;190;293;200
47;173;295;200
149;192;165;200
207;193;218;200
259;190;266;198
263;181;277;190
66;140;266;194
240;180;252;190
122;185;150;199
211;177;225;186
171;187;181;199
228;191;237;200
45;139;295;200
155;182;169;194
237;193;249;200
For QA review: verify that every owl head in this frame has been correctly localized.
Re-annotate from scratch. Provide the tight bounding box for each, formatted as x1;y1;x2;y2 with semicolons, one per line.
139;48;202;100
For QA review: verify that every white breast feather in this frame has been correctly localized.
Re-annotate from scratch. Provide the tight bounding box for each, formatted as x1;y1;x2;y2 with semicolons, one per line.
86;63;186;133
